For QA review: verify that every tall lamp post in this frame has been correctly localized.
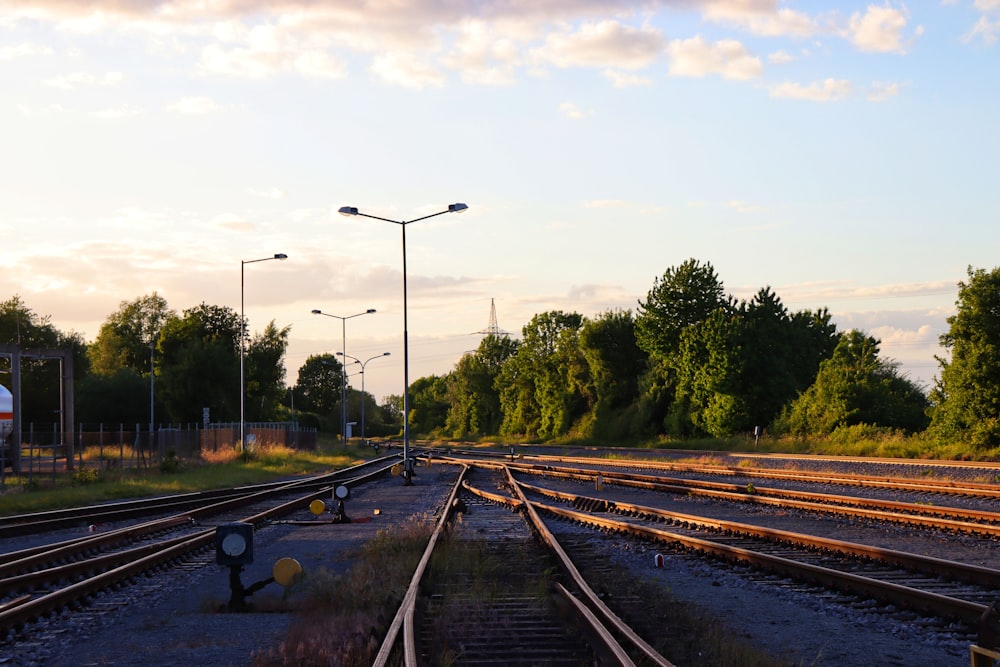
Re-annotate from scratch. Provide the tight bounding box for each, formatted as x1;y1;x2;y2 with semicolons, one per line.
241;253;287;451
338;351;390;443
311;308;376;444
338;203;468;484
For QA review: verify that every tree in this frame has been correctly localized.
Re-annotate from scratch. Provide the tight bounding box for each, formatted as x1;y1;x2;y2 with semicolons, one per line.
294;354;344;431
635;259;730;361
445;334;518;437
246;321;290;422
634;260;731;435
576;310;645;439
671;288;838;437
89;293;173;376
776;330;930;435
156;303;241;423
497;311;585;439
930;266;1000;448
408;375;450;435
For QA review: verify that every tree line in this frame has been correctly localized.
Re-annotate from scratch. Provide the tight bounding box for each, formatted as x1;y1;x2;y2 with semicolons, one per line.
3;259;1000;450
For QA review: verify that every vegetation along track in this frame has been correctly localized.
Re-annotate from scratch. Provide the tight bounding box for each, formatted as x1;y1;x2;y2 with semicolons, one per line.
0;457;397;637
376;464;673;666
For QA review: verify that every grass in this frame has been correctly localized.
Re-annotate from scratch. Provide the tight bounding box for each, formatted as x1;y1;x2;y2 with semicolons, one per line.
253;515;435;667
0;439;369;516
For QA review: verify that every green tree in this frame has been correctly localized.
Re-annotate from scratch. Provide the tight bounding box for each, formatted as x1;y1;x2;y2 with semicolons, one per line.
446;334;518;437
498;311;585;439
672;288;838;437
576;309;646;439
156;303;241;423
246;321;290;422
407;374;450;435
294;353;344;431
635;259;730;361
89;293;173;376
76;368;149;425
634;260;731;435
776;330;930;435
930;266;1000;448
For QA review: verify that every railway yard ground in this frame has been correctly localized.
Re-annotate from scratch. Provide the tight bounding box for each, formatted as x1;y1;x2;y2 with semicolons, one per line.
3;449;999;666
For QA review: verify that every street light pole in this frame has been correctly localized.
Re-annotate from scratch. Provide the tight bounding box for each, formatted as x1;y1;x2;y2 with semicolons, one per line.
241;253;287;452
338;351;390;443
311;308;376;444
338;203;468;484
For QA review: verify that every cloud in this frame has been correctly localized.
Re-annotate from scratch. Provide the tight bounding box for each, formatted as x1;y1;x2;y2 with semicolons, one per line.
867;80;901;102
963;15;1000;45
775;280;956;304
92;104;143;118
767;49;795;64
534;20;665;70
702;1;822;38
168;96;224;114
847;4;918;54
559;102;589;119
727;200;768;213
370;51;446;89
667;36;763;80
441;19;522;86
602;69;652;87
43;71;122;89
0;42;54;60
769;78;852;101
584;199;627;209
249;187;286;200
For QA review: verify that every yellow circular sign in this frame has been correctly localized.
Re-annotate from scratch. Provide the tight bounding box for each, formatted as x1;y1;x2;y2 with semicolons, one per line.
273;557;302;587
309;499;326;516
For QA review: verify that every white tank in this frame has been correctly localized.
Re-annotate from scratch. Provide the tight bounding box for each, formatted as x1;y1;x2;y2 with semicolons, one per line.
1;384;12;443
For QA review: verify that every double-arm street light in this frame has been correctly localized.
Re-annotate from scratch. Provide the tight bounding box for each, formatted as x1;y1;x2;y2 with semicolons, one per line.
241;253;287;451
337;351;390;443
338;203;468;483
311;308;376;444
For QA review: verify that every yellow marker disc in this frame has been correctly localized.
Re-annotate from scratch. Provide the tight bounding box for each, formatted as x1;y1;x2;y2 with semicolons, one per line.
273;557;302;587
391;463;402;477
309;499;326;516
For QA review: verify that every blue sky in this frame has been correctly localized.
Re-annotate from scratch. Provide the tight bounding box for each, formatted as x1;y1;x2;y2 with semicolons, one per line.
2;1;998;403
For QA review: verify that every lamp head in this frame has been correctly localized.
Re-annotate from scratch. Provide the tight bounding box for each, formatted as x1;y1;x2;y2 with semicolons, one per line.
448;203;468;213
366;308;376;314
311;309;322;315
338;206;359;216
383;352;391;357
274;253;288;260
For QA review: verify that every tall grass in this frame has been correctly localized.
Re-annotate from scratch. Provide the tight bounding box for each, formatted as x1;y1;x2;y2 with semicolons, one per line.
0;443;365;515
253;516;435;667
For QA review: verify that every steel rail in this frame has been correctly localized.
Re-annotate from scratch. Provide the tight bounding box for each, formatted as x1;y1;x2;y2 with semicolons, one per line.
500;467;674;666
516;478;1000;589
495;452;1000;498
372;465;469;667
0;463;395;633
0;455;401;537
0;458;397;573
486;460;1000;537
526;496;988;626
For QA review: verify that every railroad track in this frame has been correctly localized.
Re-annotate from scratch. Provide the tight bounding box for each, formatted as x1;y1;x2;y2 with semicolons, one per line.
374;465;674;666
449;457;1000;538
0;458;397;635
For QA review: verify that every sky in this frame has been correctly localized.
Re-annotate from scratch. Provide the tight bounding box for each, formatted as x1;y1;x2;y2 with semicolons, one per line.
2;1;999;407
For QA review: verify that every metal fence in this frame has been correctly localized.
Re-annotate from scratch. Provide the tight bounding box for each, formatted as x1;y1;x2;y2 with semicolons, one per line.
1;421;317;482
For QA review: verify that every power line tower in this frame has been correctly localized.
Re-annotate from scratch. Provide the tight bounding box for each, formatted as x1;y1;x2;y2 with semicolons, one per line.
475;298;510;337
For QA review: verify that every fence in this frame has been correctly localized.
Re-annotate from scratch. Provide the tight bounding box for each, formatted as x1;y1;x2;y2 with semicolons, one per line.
1;421;317;481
